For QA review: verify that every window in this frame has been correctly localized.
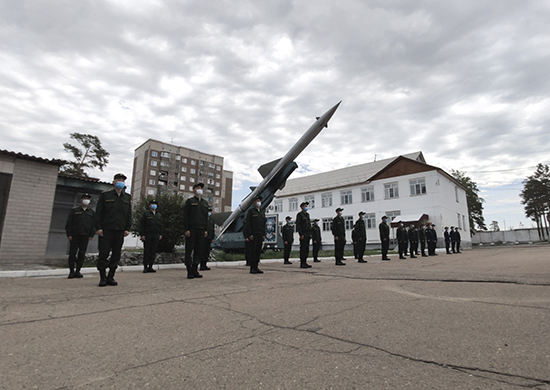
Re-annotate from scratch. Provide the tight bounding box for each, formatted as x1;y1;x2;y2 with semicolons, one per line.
151;160;158;167
462;215;466;230
341;190;352;205
147;189;155;195
216;166;221;171
322;192;332;208
215;198;220;204
215;182;220;187
304;195;315;209
207;179;214;185
191;160;196;165
158;181;166;186
161;152;170;158
457;213;461;229
215;190;220;196
322;218;333;232
384;182;399;199
289;197;298;211
151;151;158;157
385;210;401;221
180;184;186;190
150;170;156;176
181;167;187;172
182;158;187;163
216;174;221;179
190;177;195;183
190;169;196;174
200;161;205;166
160;161;170;167
365;213;376;229
344;216;354;230
273;200;283;213
148;179;156;185
361;186;374;202
455;186;459;202
410;178;426;196
209;163;215;169
180;176;186;181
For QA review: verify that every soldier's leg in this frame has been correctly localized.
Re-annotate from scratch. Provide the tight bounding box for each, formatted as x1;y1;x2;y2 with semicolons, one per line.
68;238;79;277
283;242;292;263
75;236;89;277
147;236;159;272
192;229;204;278
201;238;211;270
313;241;320;262
143;236;151;272
358;240;366;261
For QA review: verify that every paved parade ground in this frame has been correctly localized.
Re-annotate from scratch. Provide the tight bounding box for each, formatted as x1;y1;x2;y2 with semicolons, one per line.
1;245;549;389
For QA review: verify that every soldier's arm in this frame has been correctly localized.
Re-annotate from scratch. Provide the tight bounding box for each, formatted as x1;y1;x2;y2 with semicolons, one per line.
94;193;105;232
125;195;132;233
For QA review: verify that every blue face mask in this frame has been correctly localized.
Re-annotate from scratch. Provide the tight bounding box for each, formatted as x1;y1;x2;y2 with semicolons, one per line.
304;207;308;212
151;204;157;210
115;181;125;189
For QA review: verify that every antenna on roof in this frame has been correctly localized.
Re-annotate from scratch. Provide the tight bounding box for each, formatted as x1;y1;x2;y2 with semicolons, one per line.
374;154;377;162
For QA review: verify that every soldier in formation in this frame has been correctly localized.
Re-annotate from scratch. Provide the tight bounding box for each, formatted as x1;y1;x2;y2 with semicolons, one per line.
311;219;321;262
408;224;418;258
201;207;215;271
353;211;367;263
282;216;294;264
332;208;346;265
65;193;95;279
140;199;162;273
379;216;390;261
244;196;266;274
396;222;408;259
296;202;312;268
183;183;209;279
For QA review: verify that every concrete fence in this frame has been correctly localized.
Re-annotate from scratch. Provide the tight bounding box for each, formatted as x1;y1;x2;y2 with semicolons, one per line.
471;228;548;245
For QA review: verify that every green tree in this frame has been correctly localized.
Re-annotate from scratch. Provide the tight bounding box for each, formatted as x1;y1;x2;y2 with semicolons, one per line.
60;133;110;178
131;193;188;253
520;164;550;239
451;170;487;233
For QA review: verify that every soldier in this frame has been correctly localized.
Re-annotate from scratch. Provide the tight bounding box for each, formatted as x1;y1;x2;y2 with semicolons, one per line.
332;207;346;265
244;196;266;274
201;207;215;271
140;199;162;273
419;224;428;257
455;227;462;253
444;226;452;254
281;216;294;264
183;183;209;279
295;201;312;268
428;224;439;256
311;219;321;262
379;216;390;261
408;224;418;258
95;173;132;287
450;226;458;253
397;222;408;259
354;211;367;263
65;193;95;279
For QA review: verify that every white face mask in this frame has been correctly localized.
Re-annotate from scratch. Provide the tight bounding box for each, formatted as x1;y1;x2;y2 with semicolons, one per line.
196;189;203;195
256;201;261;207
82;199;90;206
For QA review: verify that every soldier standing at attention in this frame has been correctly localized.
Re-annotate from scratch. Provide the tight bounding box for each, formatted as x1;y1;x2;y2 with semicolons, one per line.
95;173;132;287
450;226;458;253
296;202;312;269
444;226;452;254
408;224;418;258
397;222;408;259
419;224;428;257
455;228;462;253
379;216;391;261
65;193;95;279
183;183;209;279
201;207;215;271
282;216;294;265
332;207;346;265
140;199;162;273
354;211;367;263
244;196;266;274
311;219;322;262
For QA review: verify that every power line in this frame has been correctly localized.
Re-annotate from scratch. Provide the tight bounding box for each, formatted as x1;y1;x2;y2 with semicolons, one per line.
466;166;537;173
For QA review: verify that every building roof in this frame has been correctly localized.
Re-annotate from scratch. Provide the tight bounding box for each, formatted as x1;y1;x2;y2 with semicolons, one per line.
277;152;425;197
0;149;66;166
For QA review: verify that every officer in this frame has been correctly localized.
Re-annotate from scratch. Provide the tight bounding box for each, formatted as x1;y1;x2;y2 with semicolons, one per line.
444;226;452;254
354;211;367;263
455;227;462;253
311;219;322;262
427;223;438;256
450;226;458;253
282;216;294;264
408;224;418;258
352;224;359;260
418;224;428;257
295;201;312;268
396;222;408;259
244;196;266;274
183;183;209;279
379;216;390;261
140;199;162;273
201;207;215;271
65;193;95;279
95;173;132;287
332;207;346;265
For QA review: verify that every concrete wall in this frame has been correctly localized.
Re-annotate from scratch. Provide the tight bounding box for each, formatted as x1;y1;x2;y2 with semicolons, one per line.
0;158;59;265
471;229;546;245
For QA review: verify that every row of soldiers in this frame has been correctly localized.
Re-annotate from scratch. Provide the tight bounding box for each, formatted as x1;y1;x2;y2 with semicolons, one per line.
395;222;462;259
65;174;215;286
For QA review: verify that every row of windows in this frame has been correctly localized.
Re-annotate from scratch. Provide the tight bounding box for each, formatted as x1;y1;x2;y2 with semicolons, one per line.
150;151;221;171
149;170;220;186
274;179;427;212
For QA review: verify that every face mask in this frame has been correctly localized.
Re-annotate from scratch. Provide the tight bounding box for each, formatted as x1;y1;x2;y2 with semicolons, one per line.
208;212;212;216
304;207;308;212
115;181;125;189
256;201;261;207
82;199;90;206
196;189;203;195
151;204;157;210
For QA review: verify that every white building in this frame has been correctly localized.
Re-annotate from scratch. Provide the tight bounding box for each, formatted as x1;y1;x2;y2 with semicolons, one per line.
269;152;470;248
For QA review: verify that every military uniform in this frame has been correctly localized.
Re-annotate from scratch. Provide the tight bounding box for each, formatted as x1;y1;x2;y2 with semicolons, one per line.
408;226;418;258
444;228;452;254
296;207;312;268
353;216;367;262
95;187;132;284
183;195;209;276
140;209;162;271
243;206;266;273
281;221;294;264
418;226;428;256
65;205;95;277
397;225;408;259
379;219;390;260
311;222;322;262
332;214;346;264
201;214;215;270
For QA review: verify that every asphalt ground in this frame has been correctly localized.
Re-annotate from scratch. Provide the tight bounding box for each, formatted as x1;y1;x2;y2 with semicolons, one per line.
0;245;549;390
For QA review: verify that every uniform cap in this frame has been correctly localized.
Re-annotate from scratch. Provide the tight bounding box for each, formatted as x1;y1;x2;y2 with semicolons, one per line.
335;207;344;212
81;193;92;199
300;201;309;207
381;215;387;220
358;211;365;216
193;182;204;189
149;199;158;204
114;173;127;180
312;218;320;222
285;216;292;220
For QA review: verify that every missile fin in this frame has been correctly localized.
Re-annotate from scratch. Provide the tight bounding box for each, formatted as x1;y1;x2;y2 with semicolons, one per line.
258;158;282;178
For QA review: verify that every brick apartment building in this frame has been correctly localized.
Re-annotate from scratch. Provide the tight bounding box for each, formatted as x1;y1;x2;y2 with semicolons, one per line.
131;139;233;213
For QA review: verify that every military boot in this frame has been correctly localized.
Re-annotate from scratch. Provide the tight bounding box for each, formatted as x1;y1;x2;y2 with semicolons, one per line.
147;264;156;273
186;265;194;279
98;269;107;287
106;268;118;286
143;264;148;273
192;264;203;278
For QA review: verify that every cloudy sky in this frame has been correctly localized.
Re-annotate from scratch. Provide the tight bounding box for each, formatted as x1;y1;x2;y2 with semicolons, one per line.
1;0;549;230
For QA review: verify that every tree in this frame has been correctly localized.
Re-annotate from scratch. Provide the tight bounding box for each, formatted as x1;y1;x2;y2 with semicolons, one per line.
60;133;110;178
489;221;500;232
451;170;487;233
520;164;550;240
131;193;188;253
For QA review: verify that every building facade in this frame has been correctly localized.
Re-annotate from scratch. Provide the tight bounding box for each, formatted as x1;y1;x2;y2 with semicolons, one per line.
131;139;233;213
270;152;471;248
